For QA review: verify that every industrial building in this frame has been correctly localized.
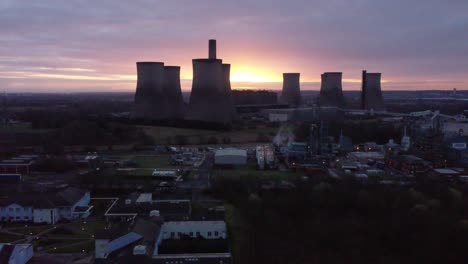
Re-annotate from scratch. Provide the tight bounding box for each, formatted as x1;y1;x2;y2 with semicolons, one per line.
280;73;301;106
214;148;247;165
133;62;185;120
186;40;236;124
361;70;386;111
319;72;345;107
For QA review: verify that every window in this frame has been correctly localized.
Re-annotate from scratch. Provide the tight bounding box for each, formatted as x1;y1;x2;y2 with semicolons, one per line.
208;232;212;237
171;232;175;238
189;232;194;236
215;231;219;236
196;232;200;236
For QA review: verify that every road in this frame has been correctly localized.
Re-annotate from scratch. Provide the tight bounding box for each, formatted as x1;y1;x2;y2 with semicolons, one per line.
177;152;214;201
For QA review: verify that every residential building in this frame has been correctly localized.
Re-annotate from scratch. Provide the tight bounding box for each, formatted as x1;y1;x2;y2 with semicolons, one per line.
0;187;91;224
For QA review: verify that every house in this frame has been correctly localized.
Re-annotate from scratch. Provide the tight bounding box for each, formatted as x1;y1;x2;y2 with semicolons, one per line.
153;220;232;264
0;244;33;264
0;187;91;224
95;218;161;261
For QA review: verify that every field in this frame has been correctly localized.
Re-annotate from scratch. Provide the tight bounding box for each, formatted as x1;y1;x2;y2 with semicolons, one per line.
9;224;52;236
0;232;23;243
212;163;297;181
0;122;50;134
129;154;176;168
141;125;278;145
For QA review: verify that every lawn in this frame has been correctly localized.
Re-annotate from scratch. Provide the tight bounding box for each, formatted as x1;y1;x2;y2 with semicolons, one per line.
0;122;51;134
212;164;297;181
67;220;108;236
10;224;53;236
142;125;279;145
0;232;23;243
52;240;95;253
225;203;250;264
129;154;175;168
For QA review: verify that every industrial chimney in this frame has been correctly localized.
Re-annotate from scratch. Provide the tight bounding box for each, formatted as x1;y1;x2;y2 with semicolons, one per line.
134;62;165;118
209;39;217;59
361;71;385;111
280;73;301;106
319;72;345;108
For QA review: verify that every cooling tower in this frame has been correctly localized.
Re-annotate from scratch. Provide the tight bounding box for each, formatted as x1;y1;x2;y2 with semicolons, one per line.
162;66;185;119
134;62;165;118
280;73;301;106
319;72;345;107
223;63;237;119
361;71;385;111
186;40;235;124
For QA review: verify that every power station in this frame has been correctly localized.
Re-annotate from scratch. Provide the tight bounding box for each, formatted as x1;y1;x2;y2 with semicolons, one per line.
186;39;235;124
319;72;345;107
361;70;385;111
132;40;390;123
280;73;301;106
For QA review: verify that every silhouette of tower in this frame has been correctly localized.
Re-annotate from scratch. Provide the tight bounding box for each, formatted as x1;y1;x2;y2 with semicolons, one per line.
186;40;235;124
361;70;385;111
280;73;301;106
319;72;345;107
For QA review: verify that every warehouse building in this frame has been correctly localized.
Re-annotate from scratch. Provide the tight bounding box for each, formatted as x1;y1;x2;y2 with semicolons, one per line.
214;148;247;165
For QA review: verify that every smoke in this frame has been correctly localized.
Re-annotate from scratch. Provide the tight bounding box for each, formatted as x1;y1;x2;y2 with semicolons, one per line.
273;124;295;146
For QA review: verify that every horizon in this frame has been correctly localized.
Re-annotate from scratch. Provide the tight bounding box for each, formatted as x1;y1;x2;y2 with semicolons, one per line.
1;1;467;92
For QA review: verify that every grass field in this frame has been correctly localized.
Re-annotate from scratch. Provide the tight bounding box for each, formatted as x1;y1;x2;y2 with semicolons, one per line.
129;154;175;168
10;224;52;236
52;240;94;253
225;203;250;264
212;164;296;181
141;125;278;145
0;232;23;243
0;122;51;134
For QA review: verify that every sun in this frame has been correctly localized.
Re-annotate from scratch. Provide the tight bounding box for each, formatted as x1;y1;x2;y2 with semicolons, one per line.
230;66;280;83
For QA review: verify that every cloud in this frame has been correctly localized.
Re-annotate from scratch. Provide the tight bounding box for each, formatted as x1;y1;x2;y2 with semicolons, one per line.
0;0;467;92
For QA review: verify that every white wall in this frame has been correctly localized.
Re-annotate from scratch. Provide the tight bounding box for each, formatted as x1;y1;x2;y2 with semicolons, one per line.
160;221;227;240
269;113;289;122
0;204;33;222
33;208;57;224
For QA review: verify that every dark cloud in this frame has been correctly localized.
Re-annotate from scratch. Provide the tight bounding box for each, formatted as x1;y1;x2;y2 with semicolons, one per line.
0;0;467;92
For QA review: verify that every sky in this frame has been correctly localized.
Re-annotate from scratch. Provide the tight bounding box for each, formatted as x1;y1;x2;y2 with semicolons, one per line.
0;0;467;92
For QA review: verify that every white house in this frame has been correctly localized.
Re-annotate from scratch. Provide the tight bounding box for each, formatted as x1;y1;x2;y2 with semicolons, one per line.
0;187;91;224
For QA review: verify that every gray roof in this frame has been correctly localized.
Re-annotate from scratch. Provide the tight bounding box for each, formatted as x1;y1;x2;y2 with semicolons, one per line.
0;187;87;208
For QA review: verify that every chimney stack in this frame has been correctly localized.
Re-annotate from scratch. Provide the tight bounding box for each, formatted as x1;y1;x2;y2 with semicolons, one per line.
209;39;217;59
